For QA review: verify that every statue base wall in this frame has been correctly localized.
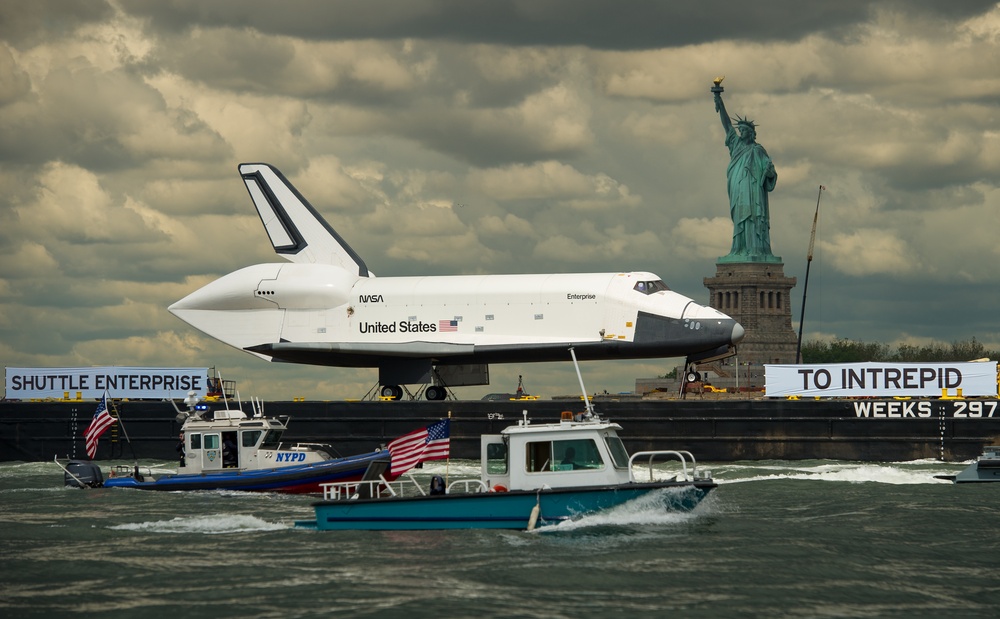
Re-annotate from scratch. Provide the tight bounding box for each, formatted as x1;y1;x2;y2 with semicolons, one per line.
702;261;799;388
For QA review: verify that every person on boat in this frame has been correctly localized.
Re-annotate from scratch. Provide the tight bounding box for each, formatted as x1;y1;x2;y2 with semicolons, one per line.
561;447;578;470
176;432;186;467
223;436;238;468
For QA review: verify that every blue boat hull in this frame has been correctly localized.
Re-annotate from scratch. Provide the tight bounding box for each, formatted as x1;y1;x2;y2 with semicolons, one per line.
102;450;389;493
299;481;715;530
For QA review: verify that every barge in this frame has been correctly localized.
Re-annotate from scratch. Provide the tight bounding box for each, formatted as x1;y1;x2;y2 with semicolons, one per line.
2;396;999;463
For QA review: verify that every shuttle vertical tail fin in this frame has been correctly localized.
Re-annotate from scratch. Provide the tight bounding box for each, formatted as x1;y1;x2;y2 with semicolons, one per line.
238;163;370;277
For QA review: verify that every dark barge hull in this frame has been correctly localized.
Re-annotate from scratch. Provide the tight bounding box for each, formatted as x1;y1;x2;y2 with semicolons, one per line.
3;398;1000;463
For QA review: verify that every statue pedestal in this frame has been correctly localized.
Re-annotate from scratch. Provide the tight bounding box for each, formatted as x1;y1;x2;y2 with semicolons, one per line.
702;262;799;387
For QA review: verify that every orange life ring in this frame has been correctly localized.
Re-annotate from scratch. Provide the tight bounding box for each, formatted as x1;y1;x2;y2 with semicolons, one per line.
492;484;508;492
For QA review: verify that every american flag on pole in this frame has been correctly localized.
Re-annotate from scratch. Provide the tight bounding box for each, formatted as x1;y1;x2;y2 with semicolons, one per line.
439;319;458;332
388;419;450;475
83;392;116;459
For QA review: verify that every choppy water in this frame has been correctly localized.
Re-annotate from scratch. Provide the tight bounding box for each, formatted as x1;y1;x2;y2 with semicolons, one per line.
2;458;998;618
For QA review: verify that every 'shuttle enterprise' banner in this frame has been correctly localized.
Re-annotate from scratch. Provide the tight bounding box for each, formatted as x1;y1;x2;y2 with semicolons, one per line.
5;367;210;399
765;362;999;398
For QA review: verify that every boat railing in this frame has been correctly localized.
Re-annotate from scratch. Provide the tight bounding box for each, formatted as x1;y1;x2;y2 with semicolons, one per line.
628;450;700;482
320;476;393;501
320;472;429;501
446;479;489;494
107;463;155;481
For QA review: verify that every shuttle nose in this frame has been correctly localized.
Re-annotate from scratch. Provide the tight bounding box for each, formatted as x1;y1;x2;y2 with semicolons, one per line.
731;322;745;344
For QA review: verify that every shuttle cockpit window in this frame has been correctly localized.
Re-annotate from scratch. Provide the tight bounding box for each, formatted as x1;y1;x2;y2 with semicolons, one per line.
633;280;670;295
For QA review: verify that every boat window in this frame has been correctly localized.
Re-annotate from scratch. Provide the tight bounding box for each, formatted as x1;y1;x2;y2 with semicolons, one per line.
604;435;630;469
552;439;603;471
526;441;552;472
241;430;263;448
190;434;202;450
204;434;220;450
633;279;670;295
486;442;507;475
261;430;283;449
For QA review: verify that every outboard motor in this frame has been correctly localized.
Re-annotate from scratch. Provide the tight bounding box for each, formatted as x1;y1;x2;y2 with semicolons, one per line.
429;475;446;495
64;460;104;488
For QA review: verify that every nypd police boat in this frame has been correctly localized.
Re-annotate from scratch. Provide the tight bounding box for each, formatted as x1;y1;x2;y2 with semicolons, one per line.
297;406;716;531
60;393;391;493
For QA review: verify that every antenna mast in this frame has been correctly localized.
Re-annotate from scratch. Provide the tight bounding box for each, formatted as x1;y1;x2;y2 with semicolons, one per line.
796;185;825;363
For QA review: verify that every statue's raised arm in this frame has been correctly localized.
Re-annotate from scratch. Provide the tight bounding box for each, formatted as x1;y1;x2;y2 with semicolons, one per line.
712;78;734;138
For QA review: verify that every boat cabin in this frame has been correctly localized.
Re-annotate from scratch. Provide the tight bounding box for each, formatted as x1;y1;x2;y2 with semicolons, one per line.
479;412;636;492
178;407;332;475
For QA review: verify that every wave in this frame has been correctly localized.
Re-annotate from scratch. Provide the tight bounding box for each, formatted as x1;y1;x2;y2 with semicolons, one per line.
109;513;289;535
713;460;962;485
542;487;713;532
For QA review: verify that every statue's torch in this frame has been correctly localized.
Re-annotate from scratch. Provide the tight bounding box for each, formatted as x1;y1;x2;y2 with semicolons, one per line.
711;76;724;111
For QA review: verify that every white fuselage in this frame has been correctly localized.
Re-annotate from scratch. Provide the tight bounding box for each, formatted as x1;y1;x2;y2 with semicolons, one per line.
169;263;740;366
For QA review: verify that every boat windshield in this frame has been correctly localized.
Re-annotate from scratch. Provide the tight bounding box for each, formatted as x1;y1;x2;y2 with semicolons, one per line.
604;435;630;468
261;430;283;449
241;430;263;448
552;439;602;471
486;442;507;474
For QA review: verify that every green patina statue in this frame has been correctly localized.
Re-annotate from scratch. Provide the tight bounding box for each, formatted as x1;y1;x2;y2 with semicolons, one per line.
712;78;780;263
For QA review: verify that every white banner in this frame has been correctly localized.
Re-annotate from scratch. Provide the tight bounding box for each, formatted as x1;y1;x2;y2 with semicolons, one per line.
765;362;998;398
5;367;210;400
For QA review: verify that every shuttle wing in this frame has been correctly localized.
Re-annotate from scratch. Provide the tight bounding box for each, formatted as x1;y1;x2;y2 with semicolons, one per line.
238;163;370;277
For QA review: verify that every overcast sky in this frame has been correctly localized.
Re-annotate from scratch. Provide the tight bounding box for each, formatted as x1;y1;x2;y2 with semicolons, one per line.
2;1;999;400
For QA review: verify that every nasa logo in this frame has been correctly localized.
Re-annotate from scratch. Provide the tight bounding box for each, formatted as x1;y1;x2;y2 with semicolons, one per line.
359;294;384;303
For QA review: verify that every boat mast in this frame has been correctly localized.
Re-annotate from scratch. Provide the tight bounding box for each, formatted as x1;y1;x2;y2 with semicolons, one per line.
796;185;825;363
569;347;596;418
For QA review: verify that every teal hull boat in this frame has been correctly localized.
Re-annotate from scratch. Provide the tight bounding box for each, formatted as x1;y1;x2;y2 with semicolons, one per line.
299;481;713;531
297;404;716;531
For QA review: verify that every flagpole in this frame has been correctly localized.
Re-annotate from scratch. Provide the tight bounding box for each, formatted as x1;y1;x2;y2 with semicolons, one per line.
109;390;140;464
445;410;451;488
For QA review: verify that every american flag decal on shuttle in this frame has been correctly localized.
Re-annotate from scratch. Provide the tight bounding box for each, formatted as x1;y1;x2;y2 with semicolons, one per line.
439;320;458;332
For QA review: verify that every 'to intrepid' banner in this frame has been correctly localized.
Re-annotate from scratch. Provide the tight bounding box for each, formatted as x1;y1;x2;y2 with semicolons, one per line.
5;367;209;400
765;362;998;398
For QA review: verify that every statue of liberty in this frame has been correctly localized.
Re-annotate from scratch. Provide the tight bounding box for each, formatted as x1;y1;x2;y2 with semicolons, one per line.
711;77;780;263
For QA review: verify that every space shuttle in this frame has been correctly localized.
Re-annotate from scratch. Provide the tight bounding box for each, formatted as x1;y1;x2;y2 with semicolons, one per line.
169;163;744;399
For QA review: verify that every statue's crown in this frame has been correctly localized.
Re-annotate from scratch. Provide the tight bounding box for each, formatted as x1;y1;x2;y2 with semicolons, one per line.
734;114;757;128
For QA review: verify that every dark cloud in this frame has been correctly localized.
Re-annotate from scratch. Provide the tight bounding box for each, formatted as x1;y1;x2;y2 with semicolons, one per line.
0;45;31;104
0;0;114;48
802;276;1000;344
121;0;998;49
141;28;297;93
0;61;229;170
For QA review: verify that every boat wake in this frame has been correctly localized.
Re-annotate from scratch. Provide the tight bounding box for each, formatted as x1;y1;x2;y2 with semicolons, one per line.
714;460;962;485
109;513;289;535
543;487;713;533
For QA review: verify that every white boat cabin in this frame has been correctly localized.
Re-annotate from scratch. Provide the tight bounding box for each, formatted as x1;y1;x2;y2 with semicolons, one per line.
479;412;639;492
178;406;333;475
